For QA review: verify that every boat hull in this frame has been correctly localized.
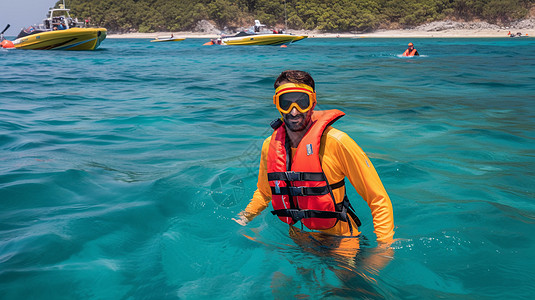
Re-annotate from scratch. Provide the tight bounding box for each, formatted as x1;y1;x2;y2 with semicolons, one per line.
291;35;307;43
150;38;185;42
13;28;107;50
221;34;307;46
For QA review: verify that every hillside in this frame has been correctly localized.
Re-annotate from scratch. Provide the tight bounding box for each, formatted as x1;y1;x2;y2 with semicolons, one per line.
61;0;534;33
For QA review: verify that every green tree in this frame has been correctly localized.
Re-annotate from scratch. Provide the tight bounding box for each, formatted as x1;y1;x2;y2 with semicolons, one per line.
59;0;532;33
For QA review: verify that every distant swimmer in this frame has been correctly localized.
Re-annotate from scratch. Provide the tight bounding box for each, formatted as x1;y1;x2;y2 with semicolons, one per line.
402;42;419;57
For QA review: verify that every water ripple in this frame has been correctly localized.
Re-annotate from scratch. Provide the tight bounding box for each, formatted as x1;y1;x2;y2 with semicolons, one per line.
1;38;534;299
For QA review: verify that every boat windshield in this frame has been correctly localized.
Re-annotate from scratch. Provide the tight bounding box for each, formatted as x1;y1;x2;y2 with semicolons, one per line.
16;5;83;38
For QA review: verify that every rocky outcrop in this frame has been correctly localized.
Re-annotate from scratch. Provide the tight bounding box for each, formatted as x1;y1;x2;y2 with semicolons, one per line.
414;19;535;31
194;20;220;34
509;18;535;29
414;21;500;31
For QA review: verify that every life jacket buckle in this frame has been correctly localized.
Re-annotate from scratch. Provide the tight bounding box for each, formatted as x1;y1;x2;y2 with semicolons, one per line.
285;171;301;181
288;186;304;196
287;209;306;221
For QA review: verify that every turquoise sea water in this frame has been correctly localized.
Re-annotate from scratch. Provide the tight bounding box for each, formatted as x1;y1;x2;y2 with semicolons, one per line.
1;37;534;299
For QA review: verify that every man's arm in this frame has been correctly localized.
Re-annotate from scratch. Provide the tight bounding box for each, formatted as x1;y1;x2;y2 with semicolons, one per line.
233;137;272;225
331;130;395;243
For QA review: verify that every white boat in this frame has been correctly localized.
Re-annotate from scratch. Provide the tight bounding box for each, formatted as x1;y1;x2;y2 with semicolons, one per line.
150;35;185;42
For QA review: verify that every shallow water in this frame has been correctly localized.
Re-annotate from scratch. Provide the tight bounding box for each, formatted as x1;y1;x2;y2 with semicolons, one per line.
1;37;534;299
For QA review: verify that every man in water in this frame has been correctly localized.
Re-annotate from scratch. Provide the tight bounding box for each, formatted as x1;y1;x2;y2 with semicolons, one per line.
402;42;419;56
233;70;394;247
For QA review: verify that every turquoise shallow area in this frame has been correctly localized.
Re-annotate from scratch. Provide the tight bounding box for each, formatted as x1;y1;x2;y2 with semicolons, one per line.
1;37;534;299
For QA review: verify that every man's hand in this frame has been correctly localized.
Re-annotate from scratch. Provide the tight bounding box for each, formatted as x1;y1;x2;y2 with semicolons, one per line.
232;213;249;226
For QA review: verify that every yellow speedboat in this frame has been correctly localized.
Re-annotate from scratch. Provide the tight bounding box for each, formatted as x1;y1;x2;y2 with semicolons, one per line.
10;3;106;50
13;27;106;50
207;20;307;46
218;32;307;46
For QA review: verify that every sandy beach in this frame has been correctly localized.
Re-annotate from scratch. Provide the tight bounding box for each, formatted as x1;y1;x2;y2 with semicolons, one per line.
107;29;532;39
107;20;534;39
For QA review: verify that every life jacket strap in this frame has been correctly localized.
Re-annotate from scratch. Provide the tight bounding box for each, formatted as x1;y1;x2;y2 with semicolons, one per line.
345;197;362;227
268;171;325;182
270;179;345;196
271;192;361;235
271;208;347;222
270;118;284;130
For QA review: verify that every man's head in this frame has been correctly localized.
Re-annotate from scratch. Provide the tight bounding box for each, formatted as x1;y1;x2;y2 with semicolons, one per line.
273;70;316;132
408;42;414;48
274;70;315;90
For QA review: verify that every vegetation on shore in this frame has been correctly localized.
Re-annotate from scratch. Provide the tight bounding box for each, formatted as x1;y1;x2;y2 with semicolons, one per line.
61;0;533;33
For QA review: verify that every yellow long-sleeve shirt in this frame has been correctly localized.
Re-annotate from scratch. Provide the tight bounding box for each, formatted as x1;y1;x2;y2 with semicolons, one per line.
242;126;395;243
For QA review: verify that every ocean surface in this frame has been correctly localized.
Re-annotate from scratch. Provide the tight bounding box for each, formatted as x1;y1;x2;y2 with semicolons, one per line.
1;37;534;299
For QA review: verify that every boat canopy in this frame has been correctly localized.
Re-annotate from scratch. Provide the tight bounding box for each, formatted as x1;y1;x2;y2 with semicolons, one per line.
16;3;84;39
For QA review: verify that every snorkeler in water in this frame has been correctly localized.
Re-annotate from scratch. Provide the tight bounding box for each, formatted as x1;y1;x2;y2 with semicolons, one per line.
233;70;395;246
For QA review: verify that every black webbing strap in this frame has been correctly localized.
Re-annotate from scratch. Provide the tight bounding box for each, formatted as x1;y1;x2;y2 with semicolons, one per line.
270;179;345;196
268;171;325;182
271;209;346;222
271;193;361;235
271;185;328;196
330;179;345;190
284;134;297;210
270;118;283;129
346;199;362;227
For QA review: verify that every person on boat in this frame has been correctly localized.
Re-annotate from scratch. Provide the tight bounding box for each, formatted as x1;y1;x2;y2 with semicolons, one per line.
233;70;395;248
402;42;419;57
207;38;221;45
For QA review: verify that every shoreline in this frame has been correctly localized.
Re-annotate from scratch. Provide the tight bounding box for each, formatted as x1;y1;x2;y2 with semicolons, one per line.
108;22;534;39
107;29;532;39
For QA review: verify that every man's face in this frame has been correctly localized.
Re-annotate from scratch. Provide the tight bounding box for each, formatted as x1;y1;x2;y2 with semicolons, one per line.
283;106;314;132
275;80;315;132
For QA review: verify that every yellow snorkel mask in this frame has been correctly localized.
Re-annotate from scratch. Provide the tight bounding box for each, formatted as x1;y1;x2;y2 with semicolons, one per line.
273;83;316;114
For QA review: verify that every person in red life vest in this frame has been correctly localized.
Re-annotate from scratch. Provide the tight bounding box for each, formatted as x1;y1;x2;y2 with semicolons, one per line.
233;70;395;252
402;42;419;57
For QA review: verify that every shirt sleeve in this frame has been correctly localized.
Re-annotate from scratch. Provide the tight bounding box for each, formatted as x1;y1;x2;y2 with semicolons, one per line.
330;130;395;243
242;137;272;220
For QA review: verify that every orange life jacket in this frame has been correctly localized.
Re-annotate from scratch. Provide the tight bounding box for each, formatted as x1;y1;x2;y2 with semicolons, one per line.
402;48;418;57
267;110;359;232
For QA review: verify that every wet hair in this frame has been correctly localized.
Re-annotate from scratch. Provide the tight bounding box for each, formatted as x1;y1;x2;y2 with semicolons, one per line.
274;70;315;91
